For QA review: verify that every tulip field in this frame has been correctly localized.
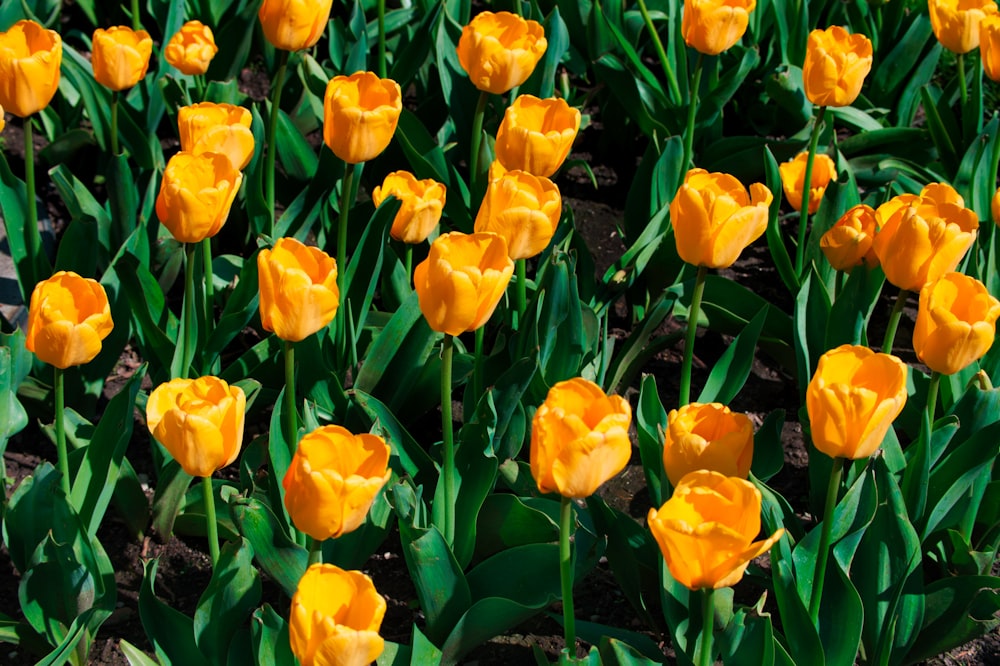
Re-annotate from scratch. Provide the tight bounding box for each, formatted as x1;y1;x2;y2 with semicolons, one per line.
4;0;1000;664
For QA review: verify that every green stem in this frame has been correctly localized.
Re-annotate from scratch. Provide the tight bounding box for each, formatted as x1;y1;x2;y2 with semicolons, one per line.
404;244;413;280
958;52;967;108
202;238;213;336
110;91;120;156
679;265;708;407
682;55;704;171
377;0;387;78
338;162;356;298
202;476;220;568
441;334;456;546
926;371;941;426
698;587;715;666
181;243;197;379
54;366;69;497
636;0;681;104
795;106;827;276
809;456;845;625
308;537;323;565
474;326;484;402
266;50;289;236
130;0;140;30
284;340;297;453
469;90;489;198
560;495;576;657
515;257;527;330
195;75;207;103
834;270;845;302
882;288;910;354
24;117;39;290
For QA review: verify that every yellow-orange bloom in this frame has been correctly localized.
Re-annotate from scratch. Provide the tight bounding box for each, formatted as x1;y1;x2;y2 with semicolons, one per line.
982;17;1000;82
929;0;998;54
164;21;218;76
155;151;243;243
146;376;246;478
662;403;753;487
682;0;756;55
474;170;561;260
257;237;339;342
289;564;386;666
0;104;4;133
0;20;62;118
495;95;580;178
993;186;1000;227
913;273;1000;376
669;168;773;269
806;344;908;460
91;26;152;91
802;26;873;107
258;0;334;52
25;271;113;369
372;171;446;244
820;204;880;271
413;232;514;336
456;11;547;95
872;183;979;291
530;377;633;499
647;471;784;590
178;102;255;170
323;72;402;164
283;425;391;541
778;151;836;214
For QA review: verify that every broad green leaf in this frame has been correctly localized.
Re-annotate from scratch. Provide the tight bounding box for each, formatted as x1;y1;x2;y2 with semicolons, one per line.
139;558;210;666
397;521;471;645
194;539;262;665
697;306;767;404
250;604;295;666
229;496;307;598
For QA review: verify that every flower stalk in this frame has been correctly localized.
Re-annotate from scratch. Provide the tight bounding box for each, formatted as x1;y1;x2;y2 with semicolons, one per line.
682;55;704;170
882;288;910;354
202;475;220;567
680;265;708;406
559;495;576;658
266;50;290;235
809;456;845;625
54;366;69;497
284;340;297;453
698;588;715;666
441;334;456;546
795;106;827;276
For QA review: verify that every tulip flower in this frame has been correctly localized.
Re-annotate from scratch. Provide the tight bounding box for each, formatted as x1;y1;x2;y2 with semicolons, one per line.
0;20;62;118
983;16;1000;82
26;271;113;370
662;403;754;487
91;26;152;91
323;71;402;165
372;171;446;244
178;102;255;170
473;170;562;260
993;186;1000;227
802;26;873;108
779;151;836;214
283;425;391;542
289;564;386;666
257;237;340;343
164;21;219;76
913;273;1000;376
820;204;879;272
682;0;757;56
928;0;998;54
494;95;581;178
155;151;243;243
0;104;5;133
258;0;334;52
456;11;547;95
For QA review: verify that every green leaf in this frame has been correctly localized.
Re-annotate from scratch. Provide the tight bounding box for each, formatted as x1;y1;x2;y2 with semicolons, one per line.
763;146;798;293
276;109;319;181
139;558;210;666
697;306;767;404
250;604;295;666
229;496;307;598
120;638;161;666
0;347;28;456
474;494;558;562
752;410;786;483
194;538;262;665
398;521;472;645
0;149;50;300
353;389;437;486
151;460;194;541
906;575;1000;663
636;375;668;508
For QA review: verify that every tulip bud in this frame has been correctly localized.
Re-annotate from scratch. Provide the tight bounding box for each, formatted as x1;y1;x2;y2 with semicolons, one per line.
178;102;255;170
155;151;243;243
929;0;998;54
778;151;836;214
682;0;757;55
802;26;873;107
164;21;219;76
456;11;547;95
530;377;633;498
323;72;402;164
91;26;153;91
983;17;1000;82
146;376;246;478
0;105;5;134
993;186;1000;227
474;170;562;260
913;273;1000;376
257;237;339;342
372;171;446;244
820;204;879;271
258;0;334;52
662;403;753;487
26;271;114;369
0;20;63;118
495;95;581;178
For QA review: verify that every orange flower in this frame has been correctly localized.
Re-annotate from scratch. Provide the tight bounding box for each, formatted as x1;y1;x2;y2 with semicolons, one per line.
164;21;218;76
257;237;339;342
323;72;402;164
778;151;836;214
662;403;753;487
494;95;580;178
0;20;62;117
258;0;334;52
155;151;243;243
473;170;562;259
913;273;1000;375
456;11;547;94
371;171;446;244
25;271;113;369
178;102;255;170
820;204;879;271
929;0;998;54
802;26;873;107
682;0;757;55
91;26;152;91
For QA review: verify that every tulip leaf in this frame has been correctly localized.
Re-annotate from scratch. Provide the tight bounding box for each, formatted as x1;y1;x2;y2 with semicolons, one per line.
120;638;162;666
793;270;831;396
599;636;666;666
473;494;559;562
698;305;767;405
636;375;668;508
770;546;825;666
439;595;554;664
343;198;392;345
763;146;798;293
699;47;759;129
751;410;786;483
203;249;261;363
275;109;318;182
719;604;775;666
594;54;671;139
0;150;50;301
353;388;437;486
606;292;680;395
597;6;668;105
919;86;960;175
322;491;394;571
228;495;308;598
151;460;194;540
115;252;179;377
250;604;295;666
905;574;1000;663
34;607;111;666
139;558;211;666
0;347;28;458
825;264;884;350
955;114;1000;221
3;463;65;573
194;538;262;665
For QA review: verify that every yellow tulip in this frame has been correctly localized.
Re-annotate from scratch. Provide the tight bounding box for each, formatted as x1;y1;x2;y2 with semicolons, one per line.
146;376;246;478
0;20;62;118
91;26;152;91
802;26;873;107
164;21;218;76
929;0;998;54
913;273;1000;376
820;203;880;271
473;170;562;260
806;344;908;460
662;403;753;487
25;271;113;369
456;11;547;95
872;182;978;291
413;232;514;336
495;95;581;178
669;168;773;269
682;0;756;56
0;105;5;133
778;151;836;214
258;0;334;52
178;102;255;170
983;16;1000;82
155;151;243;243
530;377;633;498
283;425;391;541
647;470;784;590
323;72;402;164
257;237;339;342
289;564;386;666
993;186;1000;227
371;171;446;244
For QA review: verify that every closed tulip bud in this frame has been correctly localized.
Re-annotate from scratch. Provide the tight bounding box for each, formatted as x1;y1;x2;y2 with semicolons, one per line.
155;151;243;243
26;271;113;369
670;168;773;269
474;170;562;260
983;17;1000;82
872;183;978;291
414;232;514;336
164;21;218;76
662;403;753;487
530;377;633;498
682;0;756;55
802;26;873;107
323;72;402;164
289;564;386;666
913;273;1000;375
258;0;334;52
495;95;581;178
0;105;5;133
647;470;784;590
146;376;246;478
91;26;152;91
283;425;391;541
258;237;339;342
457;11;547;95
929;0;998;54
779;151;836;214
993;186;1000;227
178;102;255;170
806;344;908;460
372;171;446;244
820;204;879;271
0;20;62;118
